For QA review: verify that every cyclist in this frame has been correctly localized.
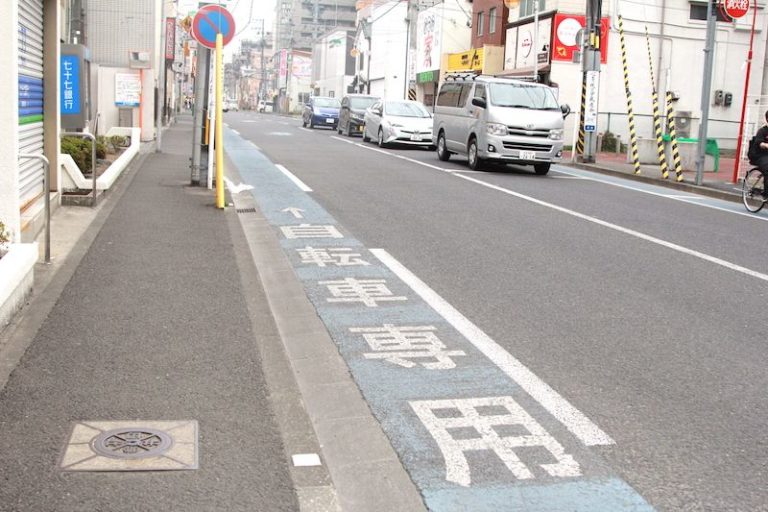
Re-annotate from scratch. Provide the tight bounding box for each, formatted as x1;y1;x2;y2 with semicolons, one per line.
748;110;768;198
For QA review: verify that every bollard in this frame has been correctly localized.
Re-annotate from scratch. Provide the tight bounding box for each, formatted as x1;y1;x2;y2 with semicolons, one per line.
665;91;684;182
644;26;670;179
618;15;642;175
576;73;587;156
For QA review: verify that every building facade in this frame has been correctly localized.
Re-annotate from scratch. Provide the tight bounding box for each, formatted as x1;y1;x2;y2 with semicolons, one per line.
471;0;509;48
502;0;768;152
274;0;358;52
312;30;356;98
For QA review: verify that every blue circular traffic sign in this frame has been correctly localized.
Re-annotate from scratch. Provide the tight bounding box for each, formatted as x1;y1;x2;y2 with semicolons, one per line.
192;5;236;49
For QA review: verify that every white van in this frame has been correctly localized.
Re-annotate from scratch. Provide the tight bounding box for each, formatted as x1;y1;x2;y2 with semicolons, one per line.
432;74;570;175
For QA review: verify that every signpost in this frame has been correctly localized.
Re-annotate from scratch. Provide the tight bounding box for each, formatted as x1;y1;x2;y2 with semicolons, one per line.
191;4;235;208
730;0;755;183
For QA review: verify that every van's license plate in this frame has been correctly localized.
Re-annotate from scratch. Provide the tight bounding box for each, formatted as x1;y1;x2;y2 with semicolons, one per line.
519;151;536;160
326;118;335;123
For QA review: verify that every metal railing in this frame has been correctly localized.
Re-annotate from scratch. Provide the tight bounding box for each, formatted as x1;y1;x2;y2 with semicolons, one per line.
17;153;51;264
61;131;97;206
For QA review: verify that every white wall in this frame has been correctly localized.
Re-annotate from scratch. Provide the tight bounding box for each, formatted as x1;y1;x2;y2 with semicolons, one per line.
543;0;768;150
0;1;20;240
370;1;409;99
97;67;156;140
315;30;353;97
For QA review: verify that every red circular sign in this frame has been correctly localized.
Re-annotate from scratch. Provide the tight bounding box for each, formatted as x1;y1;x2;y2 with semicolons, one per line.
721;0;749;19
192;5;236;49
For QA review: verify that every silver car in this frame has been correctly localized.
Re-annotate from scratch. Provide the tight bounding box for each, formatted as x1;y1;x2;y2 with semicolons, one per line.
363;100;434;148
432;75;570;174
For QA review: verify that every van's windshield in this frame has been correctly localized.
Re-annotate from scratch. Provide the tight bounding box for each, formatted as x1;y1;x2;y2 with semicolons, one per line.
488;83;559;110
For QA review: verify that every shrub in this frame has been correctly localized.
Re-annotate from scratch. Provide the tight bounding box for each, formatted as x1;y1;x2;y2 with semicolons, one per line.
61;136;109;172
108;135;128;150
0;221;10;254
61;136;91;172
601;131;618;152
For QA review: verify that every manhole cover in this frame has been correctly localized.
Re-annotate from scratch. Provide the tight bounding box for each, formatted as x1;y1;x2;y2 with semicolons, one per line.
91;427;173;460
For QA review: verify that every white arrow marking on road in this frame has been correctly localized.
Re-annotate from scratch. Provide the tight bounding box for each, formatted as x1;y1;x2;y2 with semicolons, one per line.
282;207;305;219
223;176;254;194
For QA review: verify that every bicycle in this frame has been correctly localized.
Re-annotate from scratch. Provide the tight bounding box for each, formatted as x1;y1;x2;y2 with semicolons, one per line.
742;167;768;213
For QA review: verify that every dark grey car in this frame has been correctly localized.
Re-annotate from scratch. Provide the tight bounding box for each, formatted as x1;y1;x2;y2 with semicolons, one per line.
338;94;379;137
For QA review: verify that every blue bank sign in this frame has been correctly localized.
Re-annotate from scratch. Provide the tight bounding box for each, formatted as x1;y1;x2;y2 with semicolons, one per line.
60;54;81;115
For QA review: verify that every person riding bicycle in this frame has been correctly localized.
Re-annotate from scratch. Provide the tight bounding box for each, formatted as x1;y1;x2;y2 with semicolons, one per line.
748;110;768;198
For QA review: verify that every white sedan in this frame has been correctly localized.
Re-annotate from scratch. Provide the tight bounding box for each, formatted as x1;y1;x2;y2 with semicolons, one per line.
363;100;434;148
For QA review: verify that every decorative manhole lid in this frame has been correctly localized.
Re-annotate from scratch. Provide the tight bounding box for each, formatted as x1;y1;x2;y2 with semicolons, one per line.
90;427;173;459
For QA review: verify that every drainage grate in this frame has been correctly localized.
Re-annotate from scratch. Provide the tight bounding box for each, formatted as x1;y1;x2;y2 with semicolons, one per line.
91;427;173;460
236;207;257;214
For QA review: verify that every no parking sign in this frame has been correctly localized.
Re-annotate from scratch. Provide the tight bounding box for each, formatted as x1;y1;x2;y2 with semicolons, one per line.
192;5;236;49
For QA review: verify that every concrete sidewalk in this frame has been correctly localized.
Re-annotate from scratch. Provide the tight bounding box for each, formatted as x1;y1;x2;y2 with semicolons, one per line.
563;150;745;201
0;116;302;511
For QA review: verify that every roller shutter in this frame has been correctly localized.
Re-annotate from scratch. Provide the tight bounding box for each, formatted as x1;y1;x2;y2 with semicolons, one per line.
18;0;45;210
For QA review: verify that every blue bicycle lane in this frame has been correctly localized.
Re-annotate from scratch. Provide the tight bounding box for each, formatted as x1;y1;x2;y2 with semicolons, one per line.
224;128;655;511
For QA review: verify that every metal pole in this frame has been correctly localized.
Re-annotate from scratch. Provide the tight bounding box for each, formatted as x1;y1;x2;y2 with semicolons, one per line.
695;0;717;185
215;33;225;209
404;1;411;100
18;154;50;264
191;48;208;185
157;0;166;153
533;0;539;82
732;0;758;183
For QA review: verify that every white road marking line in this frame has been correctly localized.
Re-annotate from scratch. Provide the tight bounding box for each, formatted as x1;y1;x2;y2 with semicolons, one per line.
275;164;313;192
555;168;768;222
353;143;448;171
231;129;240;135
371;248;614;447
292;453;322;467
242;120;257;123
455;173;768;283
549;176;589;179
331;136;355;144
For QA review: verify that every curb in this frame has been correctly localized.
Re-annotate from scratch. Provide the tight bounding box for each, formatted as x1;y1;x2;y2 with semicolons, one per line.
566;162;742;203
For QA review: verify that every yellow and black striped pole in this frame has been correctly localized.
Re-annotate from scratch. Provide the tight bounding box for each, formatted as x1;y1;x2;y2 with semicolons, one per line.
618;15;641;175
644;27;669;179
576;73;587;156
666;91;684;181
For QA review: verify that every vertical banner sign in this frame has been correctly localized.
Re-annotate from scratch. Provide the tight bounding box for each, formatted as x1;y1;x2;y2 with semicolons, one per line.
165;18;176;61
584;70;599;132
279;48;288;85
60;55;81;115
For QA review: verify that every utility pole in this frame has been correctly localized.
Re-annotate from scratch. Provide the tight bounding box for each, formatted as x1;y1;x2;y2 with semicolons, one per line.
190;48;209;185
695;0;716;185
403;0;411;100
581;0;602;162
260;19;266;103
156;0;166;153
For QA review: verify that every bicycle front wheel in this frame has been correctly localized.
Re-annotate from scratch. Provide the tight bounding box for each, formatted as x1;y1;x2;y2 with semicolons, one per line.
742;169;766;213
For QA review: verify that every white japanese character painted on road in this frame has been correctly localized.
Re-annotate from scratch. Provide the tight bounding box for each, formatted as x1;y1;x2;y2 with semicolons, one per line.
319;278;407;307
410;396;581;486
297;246;370;267
350;324;465;369
280;224;343;239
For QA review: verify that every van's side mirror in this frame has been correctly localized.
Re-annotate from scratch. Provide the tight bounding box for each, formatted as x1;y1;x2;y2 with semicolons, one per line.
560;104;571;119
472;97;487;109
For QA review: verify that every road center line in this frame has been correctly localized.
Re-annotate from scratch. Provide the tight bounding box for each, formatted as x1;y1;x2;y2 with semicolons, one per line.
456;173;768;283
555;167;768;222
275;164;313;192
371;248;614;447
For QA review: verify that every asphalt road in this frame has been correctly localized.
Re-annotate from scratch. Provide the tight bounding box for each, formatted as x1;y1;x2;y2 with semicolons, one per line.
225;110;768;511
